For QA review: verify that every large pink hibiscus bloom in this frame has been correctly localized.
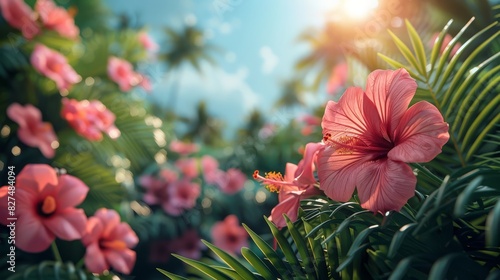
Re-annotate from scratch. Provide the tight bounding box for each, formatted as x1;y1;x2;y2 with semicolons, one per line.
82;208;139;275
0;164;88;252
318;69;449;213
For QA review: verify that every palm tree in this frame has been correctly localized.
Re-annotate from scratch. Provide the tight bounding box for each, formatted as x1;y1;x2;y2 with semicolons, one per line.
274;77;308;109
182;101;225;146
161;25;220;114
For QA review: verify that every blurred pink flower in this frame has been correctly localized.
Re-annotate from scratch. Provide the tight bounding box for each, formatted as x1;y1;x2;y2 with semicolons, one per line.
211;215;248;255
327;62;348;94
254;160;321;228
319;69;449;213
0;0;40;39
297;114;321;126
169;140;199;155
139;175;168;206
216;168;246;194
107;56;141;92
7;103;57;158
164;179;200;216
429;33;461;57
159;168;179;183
138;31;159;52
31;44;81;92
0;164;88;252
35;0;79;39
82;208;139;275
172;229;204;259
201;155;220;184
61;98;120;141
175;157;199;179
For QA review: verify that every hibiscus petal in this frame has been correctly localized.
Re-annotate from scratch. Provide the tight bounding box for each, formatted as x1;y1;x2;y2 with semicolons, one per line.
365;69;417;133
82;217;103;245
54;174;89;209
357;159;416;213
16;213;54;252
295;142;324;185
17;164;58;195
317;146;367;202
110;223;139;248
84;242;109;274
44;208;87;240
105;249;136;275
389;101;450;163
94;208;121;237
269;195;300;228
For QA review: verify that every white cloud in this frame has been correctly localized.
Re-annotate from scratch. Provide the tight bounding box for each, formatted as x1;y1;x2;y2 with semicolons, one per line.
151;62;260;137
259;46;279;74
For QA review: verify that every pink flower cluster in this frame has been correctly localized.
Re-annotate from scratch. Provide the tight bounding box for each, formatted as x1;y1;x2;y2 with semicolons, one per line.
107;56;151;92
211;215;248;255
61;98;120;141
200;155;247;194
31;44;81;92
0;164;138;275
255;69;450;227
139;166;201;216
0;0;79;40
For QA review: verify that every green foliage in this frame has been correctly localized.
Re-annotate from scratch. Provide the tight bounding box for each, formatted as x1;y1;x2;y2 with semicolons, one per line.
4;261;98;280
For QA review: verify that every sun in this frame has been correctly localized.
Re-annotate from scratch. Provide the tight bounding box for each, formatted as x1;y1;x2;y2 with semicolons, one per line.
341;0;379;20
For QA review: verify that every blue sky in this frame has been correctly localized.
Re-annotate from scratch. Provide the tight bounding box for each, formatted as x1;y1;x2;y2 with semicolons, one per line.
104;0;339;136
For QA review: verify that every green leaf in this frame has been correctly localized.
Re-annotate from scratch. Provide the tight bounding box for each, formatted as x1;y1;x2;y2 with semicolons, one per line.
173;254;232;280
486;199;500;247
201;240;259;280
405;19;427;78
264;218;306;278
284;216;317;279
387;30;423;77
428;253;488;279
303;219;329;280
156;268;190;280
241;247;278;280
242;224;291;279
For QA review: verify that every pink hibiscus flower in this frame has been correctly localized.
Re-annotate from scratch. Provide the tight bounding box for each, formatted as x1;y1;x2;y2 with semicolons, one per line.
7;103;57;158
82;208;139;275
107;56;141;92
139;175;168;206
0;0;40;39
211;215;248;255
61;98;120;141
318;69;449;213
171;229;204;260
175;157;199;179
164;179;200;216
169;140;199;155
216;168;247;194
254;144;322;228
31;44;81;92
35;0;79;39
138;31;159;52
0;164;88;252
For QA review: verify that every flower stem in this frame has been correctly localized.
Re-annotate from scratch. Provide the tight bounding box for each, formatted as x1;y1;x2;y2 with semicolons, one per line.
51;242;63;263
412;163;443;184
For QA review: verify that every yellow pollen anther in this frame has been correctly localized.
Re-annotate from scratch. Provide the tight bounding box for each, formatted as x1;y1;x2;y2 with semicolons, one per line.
42;196;57;215
264;171;283;193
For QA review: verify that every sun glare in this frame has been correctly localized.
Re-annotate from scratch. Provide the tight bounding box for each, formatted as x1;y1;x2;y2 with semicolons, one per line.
341;0;379;19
